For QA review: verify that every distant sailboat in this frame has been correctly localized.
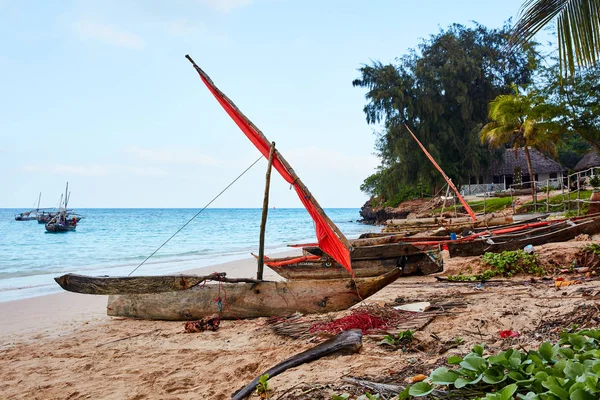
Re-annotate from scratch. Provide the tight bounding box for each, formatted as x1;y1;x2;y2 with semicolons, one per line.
14;193;42;221
45;183;79;233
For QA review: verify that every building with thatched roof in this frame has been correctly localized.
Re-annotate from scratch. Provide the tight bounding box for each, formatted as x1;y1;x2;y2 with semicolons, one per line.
462;148;564;195
574;151;600;173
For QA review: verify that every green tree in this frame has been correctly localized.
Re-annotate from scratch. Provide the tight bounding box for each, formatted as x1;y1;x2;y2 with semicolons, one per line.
354;23;539;202
480;85;563;201
538;62;600;151
510;0;600;76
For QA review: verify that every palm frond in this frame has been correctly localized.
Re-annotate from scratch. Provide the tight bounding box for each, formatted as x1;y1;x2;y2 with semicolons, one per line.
509;0;600;75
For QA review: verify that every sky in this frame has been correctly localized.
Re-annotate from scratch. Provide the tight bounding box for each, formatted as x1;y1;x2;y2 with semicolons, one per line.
0;0;545;208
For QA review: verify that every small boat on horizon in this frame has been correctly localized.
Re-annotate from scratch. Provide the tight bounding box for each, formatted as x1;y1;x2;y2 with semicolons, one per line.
45;183;80;233
14;193;42;221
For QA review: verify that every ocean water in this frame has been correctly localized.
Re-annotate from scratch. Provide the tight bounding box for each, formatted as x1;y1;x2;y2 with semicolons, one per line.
0;208;377;302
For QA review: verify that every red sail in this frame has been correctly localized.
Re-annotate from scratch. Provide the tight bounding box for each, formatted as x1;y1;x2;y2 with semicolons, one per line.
192;68;352;272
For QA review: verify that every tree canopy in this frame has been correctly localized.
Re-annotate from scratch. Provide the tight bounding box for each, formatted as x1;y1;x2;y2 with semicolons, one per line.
354;23;540;201
480;85;563;200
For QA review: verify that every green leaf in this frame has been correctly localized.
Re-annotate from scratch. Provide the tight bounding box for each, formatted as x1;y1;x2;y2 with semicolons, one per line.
396;387;410;400
408;382;434;397
569;389;595;400
539;342;555;362
508;371;525;381
429;367;460;385
584;375;597;392
454;374;482;389
559;348;575;360
483;367;508;384
546;384;569;400
568;334;586;350
460;354;487;372
331;394;350;400
473;343;485;356
535;371;549;381
500;384;518;400
447;355;463;364
517;392;540;399
489;353;509;365
569;382;587;395
564;362;585;379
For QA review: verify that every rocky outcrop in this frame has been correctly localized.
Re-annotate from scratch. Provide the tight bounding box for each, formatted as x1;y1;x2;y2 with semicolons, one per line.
359;199;410;225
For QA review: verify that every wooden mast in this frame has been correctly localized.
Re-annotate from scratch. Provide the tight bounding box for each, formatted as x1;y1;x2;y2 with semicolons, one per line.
257;143;276;280
185;55;351;249
404;124;477;222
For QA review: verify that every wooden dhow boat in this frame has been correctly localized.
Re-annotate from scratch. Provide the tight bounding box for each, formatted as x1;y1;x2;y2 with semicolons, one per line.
447;215;600;257
55;266;406;321
14;193;42;221
53;56;416;320
261;250;442;280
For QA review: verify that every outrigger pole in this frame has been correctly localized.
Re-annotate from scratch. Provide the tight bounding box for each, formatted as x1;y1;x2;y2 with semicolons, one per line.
404;124;477;222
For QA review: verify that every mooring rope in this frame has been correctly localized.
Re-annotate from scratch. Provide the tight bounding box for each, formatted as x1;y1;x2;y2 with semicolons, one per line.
127;156;264;276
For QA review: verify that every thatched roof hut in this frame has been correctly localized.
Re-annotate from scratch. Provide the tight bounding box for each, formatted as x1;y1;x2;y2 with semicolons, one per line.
490;148;563;176
574;151;600;171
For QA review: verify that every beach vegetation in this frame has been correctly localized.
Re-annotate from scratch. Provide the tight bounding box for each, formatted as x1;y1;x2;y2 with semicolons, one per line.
521;190;591;214
256;373;271;399
446;250;544;281
354;22;540;203
401;329;600;398
380;329;415;348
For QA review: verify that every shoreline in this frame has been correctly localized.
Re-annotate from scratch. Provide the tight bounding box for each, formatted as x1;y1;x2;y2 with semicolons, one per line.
0;249;299;346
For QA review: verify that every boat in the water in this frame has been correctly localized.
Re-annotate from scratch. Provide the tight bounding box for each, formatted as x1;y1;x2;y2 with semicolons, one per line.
45;183;79;233
14;193;42;221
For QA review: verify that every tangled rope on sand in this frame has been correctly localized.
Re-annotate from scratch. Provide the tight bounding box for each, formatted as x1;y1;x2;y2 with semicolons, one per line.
184;314;221;333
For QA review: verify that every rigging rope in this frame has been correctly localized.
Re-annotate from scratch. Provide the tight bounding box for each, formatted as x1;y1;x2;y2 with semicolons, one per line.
127;156;264;276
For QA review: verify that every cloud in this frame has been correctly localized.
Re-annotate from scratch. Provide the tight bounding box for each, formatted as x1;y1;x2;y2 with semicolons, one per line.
164;18;204;37
72;19;144;49
22;164;168;177
200;0;253;13
125;146;220;166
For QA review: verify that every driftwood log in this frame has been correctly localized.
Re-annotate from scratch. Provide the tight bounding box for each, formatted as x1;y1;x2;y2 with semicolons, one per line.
54;272;262;295
231;329;363;400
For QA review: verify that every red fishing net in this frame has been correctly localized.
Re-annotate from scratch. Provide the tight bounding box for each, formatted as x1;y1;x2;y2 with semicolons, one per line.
308;306;416;335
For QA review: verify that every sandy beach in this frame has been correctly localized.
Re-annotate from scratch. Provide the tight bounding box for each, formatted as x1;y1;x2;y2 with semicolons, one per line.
1;243;599;399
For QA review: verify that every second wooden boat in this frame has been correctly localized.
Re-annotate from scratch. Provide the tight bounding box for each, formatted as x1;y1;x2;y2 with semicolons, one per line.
263;250;443;280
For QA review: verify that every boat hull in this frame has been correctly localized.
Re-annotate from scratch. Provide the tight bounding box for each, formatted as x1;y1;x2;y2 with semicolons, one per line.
107;267;404;320
268;251;443;280
45;223;76;233
448;217;600;257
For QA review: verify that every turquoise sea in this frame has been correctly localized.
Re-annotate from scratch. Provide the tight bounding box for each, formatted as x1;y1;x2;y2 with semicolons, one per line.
0;208;377;302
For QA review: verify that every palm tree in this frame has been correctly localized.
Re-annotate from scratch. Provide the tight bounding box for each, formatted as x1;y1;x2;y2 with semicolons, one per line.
510;0;600;76
480;85;563;202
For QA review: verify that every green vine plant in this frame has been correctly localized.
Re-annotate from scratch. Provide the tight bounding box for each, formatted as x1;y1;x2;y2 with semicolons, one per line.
381;330;415;349
446;250;546;282
399;329;600;399
256;373;271;399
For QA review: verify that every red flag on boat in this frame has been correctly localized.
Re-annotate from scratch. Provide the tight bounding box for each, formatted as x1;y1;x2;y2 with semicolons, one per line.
187;57;352;273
